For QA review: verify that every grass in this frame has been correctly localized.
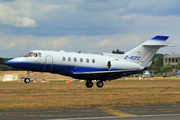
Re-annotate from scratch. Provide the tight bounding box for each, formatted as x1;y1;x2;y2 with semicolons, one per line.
0;79;180;110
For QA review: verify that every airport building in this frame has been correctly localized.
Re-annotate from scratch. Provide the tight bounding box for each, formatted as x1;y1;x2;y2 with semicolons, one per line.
164;54;180;70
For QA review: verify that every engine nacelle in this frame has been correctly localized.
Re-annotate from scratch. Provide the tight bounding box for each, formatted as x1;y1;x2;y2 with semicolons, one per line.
107;60;143;71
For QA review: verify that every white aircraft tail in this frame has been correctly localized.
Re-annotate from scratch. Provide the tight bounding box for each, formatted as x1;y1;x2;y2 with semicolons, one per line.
123;35;169;67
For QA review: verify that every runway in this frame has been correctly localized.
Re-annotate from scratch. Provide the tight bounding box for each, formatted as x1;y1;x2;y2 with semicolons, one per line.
0;104;180;120
59;114;180;120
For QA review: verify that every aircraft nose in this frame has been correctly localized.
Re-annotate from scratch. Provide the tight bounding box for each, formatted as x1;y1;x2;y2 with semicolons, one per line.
5;57;27;70
5;60;14;66
5;58;22;67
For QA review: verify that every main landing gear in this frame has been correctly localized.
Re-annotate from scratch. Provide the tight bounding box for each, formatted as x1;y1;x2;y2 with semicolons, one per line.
85;80;104;88
86;81;93;88
24;71;30;83
96;81;104;88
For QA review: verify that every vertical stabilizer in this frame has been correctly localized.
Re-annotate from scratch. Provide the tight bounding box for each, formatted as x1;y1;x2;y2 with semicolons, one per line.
123;35;169;67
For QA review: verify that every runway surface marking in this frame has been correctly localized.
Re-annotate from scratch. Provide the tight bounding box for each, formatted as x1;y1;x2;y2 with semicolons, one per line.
56;113;180;120
1;104;180;119
96;107;137;116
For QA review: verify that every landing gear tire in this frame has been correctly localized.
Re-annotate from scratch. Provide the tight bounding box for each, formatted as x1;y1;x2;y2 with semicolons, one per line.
96;81;104;88
24;78;30;83
86;81;93;88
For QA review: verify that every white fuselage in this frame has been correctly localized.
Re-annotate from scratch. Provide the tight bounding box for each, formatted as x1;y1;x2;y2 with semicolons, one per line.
6;50;143;80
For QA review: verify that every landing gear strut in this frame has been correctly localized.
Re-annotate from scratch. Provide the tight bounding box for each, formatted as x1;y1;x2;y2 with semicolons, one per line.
86;81;93;88
96;81;104;88
24;71;30;83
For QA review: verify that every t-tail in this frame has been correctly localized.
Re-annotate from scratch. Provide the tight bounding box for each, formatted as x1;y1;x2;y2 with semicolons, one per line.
123;35;169;68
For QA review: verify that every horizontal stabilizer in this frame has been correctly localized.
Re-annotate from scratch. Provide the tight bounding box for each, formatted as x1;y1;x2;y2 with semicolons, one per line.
142;45;168;47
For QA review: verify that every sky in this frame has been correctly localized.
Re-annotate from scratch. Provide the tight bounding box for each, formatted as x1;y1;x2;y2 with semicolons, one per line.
0;0;180;58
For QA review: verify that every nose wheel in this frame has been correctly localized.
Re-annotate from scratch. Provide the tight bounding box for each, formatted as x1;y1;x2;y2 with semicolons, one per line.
24;78;30;83
24;70;30;83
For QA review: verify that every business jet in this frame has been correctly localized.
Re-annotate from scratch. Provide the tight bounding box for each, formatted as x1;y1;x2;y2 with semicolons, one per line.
6;35;169;88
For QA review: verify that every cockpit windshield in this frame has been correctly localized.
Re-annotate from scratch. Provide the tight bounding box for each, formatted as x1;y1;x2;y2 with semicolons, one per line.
23;52;42;57
23;52;33;57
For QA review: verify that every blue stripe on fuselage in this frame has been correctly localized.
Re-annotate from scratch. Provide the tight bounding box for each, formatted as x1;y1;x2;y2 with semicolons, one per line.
6;61;124;76
6;61;45;71
6;61;122;75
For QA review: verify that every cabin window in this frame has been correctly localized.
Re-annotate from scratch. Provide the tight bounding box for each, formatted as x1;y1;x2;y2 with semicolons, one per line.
23;52;33;57
39;53;42;57
80;58;83;62
68;57;71;61
33;53;38;57
74;58;77;62
92;59;95;63
86;58;89;63
62;57;65;61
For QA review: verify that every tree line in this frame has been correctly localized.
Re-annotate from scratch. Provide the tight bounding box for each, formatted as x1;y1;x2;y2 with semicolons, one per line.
147;54;180;76
0;57;20;71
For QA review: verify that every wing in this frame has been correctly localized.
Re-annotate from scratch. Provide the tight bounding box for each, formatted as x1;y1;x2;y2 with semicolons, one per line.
73;69;143;75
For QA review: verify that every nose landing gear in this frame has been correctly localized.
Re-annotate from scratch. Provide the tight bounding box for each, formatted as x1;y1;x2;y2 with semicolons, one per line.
24;78;30;83
24;71;30;83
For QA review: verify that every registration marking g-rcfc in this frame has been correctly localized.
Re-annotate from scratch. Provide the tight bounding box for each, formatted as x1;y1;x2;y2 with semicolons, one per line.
124;55;141;60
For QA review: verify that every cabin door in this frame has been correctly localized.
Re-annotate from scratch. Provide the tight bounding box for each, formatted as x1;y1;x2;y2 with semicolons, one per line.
44;55;53;71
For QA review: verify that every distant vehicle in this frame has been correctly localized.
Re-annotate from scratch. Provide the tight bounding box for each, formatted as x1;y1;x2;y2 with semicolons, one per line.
142;71;151;78
6;35;170;88
175;71;180;77
19;77;25;82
